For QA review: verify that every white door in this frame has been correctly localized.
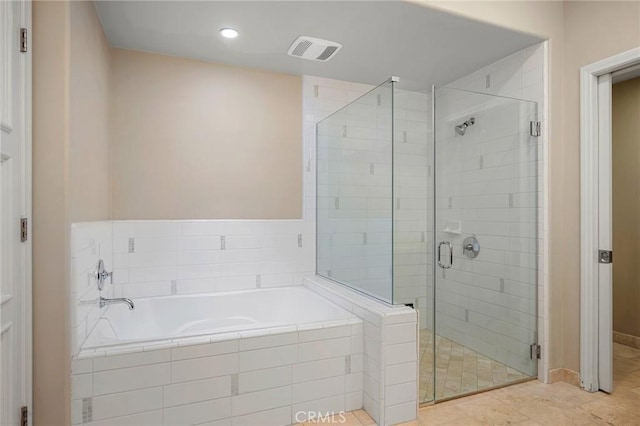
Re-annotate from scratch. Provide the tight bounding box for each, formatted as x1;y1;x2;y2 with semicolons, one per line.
597;73;613;393
0;0;32;424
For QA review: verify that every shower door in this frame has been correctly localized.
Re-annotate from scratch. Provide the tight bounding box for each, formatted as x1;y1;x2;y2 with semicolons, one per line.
431;87;539;401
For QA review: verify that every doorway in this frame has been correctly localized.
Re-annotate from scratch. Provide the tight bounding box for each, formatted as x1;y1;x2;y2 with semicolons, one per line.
611;75;640;390
580;47;640;393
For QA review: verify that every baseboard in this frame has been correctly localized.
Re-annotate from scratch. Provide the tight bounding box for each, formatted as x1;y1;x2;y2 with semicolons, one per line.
548;368;580;387
613;331;640;349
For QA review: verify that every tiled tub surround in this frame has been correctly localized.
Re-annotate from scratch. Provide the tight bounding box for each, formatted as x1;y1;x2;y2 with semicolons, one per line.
71;219;315;355
304;276;419;426
71;222;114;356
111;220;314;299
72;287;364;426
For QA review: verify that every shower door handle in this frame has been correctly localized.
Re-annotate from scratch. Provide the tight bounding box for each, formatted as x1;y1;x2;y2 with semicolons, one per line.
438;241;453;269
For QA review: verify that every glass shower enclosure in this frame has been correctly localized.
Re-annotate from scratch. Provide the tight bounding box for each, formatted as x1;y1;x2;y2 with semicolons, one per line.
316;78;540;404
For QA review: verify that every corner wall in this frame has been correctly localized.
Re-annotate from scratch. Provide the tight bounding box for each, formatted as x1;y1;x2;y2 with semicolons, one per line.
34;0;112;422
33;2;71;424
69;0;110;223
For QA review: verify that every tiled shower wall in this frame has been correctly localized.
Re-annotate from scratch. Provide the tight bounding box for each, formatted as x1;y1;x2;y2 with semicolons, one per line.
315;81;394;302
392;89;432;329
314;80;432;315
433;42;546;373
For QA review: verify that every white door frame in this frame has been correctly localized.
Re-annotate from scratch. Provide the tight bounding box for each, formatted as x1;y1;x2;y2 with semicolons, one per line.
580;47;640;392
1;0;32;420
21;0;33;416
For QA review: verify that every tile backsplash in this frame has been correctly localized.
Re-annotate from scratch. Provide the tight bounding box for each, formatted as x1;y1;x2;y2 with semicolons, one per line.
71;221;113;356
71;219;315;355
111;220;314;298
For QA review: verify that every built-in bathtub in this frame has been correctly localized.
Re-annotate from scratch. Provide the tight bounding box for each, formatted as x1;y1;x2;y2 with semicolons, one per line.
83;287;358;349
71;286;365;426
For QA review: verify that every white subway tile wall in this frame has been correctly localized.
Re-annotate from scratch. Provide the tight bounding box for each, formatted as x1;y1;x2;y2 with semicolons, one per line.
316;81;394;302
71;322;363;426
435;42;545;375
71;222;113;355
304;276;418;425
392;88;432;331
111;220;314;298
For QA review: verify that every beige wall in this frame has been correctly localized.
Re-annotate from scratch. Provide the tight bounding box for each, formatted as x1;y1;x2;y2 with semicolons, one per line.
69;0;111;222
33;1;111;423
612;77;640;338
33;2;71;425
110;48;303;220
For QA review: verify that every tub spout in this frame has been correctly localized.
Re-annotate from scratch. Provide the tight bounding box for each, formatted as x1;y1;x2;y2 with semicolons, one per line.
99;296;135;310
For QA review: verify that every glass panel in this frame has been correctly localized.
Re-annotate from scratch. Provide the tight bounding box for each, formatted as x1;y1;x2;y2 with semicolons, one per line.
432;87;539;401
392;86;435;403
316;81;394;303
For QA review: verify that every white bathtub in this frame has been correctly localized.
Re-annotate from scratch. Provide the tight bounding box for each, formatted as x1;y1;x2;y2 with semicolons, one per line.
82;286;358;350
72;284;369;426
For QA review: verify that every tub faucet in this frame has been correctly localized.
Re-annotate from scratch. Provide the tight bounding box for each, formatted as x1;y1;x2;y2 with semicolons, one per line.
99;296;135;310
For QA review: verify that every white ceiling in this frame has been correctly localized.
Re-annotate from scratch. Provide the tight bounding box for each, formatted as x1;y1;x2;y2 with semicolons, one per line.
95;1;543;90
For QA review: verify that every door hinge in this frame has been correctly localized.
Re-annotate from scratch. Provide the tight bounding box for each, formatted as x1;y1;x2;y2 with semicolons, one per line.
530;343;541;360
21;406;28;426
20;218;28;242
20;28;27;53
529;121;541;137
599;249;613;264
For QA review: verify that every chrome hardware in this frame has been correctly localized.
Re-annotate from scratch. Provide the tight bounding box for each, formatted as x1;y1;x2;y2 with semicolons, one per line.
91;259;112;291
99;296;135;310
599;250;613;264
437;241;453;269
20;217;28;242
462;236;480;259
530;343;541;360
530;121;541;137
20;28;27;53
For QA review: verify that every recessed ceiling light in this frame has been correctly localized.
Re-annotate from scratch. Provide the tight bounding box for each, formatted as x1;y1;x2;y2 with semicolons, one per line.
219;28;239;39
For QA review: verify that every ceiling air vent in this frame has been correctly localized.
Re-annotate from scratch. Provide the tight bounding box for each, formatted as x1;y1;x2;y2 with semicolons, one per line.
287;36;342;62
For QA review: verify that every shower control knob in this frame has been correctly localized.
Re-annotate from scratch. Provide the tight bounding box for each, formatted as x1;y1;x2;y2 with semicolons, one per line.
462;236;480;259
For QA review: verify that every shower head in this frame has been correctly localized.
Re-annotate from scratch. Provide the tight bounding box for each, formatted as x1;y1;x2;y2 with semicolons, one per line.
455;117;475;136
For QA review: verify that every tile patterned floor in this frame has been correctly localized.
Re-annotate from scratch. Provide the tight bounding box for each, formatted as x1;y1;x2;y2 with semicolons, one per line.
302;342;640;425
418;329;529;402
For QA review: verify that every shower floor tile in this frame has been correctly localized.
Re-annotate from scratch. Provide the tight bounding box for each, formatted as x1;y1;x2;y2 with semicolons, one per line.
418;328;529;402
